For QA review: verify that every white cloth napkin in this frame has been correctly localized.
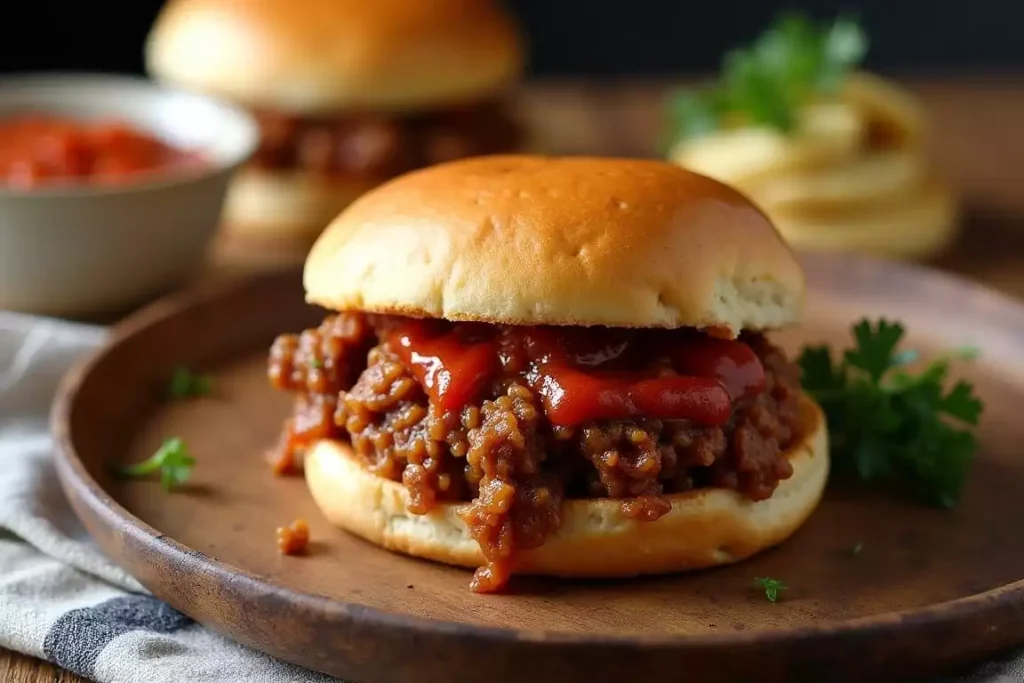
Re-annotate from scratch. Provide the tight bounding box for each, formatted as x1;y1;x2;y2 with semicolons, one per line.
0;311;336;682
0;310;1020;683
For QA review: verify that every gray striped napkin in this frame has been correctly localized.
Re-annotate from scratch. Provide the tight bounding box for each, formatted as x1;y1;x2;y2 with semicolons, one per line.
0;312;336;682
0;310;1019;683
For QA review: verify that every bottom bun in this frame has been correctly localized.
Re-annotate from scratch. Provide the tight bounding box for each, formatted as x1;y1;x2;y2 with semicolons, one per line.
305;394;829;578
221;168;381;241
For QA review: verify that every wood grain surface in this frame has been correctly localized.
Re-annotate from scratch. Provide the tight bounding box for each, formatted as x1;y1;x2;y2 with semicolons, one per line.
48;253;1024;683
0;649;80;683
11;77;1024;682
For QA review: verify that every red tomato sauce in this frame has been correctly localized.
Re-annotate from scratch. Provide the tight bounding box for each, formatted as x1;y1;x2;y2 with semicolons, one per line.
387;320;766;427
0;115;203;190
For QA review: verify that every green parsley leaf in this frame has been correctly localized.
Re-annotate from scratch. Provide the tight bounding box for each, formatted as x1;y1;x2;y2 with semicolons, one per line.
954;345;981;361
818;17;868;93
112;437;196;491
167;366;212;400
798;318;985;508
666;13;868;141
844;319;905;381
798;345;846;396
754;577;787;603
664;90;722;144
309;358;325;370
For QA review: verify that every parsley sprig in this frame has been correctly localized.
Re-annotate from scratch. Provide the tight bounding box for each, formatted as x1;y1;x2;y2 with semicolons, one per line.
754;577;787;603
667;14;867;141
167;366;212;400
112;437;196;491
799;319;983;508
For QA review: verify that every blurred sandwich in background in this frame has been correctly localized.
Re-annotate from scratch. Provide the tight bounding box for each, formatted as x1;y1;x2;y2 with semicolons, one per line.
146;0;526;247
665;14;958;260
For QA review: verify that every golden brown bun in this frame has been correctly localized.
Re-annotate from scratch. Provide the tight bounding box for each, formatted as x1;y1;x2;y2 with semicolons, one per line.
221;168;379;241
145;0;523;114
304;155;806;335
305;394;828;578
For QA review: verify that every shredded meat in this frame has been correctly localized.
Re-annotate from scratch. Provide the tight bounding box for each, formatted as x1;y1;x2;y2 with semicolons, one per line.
267;314;374;474
457;382;562;591
250;100;520;180
268;314;806;592
276;518;310;556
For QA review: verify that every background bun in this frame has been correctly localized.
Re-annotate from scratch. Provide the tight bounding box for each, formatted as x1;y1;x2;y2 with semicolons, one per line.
221;168;379;241
146;0;524;114
304;155;806;334
305;394;828;578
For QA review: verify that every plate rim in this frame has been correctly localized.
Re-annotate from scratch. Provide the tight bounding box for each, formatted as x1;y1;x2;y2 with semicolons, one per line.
49;254;1024;653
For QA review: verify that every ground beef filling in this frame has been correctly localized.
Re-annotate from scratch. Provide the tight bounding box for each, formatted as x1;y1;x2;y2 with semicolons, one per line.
268;314;804;592
250;100;520;180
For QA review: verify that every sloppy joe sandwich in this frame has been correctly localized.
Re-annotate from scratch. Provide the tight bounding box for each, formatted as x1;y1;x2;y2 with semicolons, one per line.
145;0;524;243
267;155;830;592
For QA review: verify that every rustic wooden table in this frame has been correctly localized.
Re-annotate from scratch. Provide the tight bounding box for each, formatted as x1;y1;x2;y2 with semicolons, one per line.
5;78;1024;682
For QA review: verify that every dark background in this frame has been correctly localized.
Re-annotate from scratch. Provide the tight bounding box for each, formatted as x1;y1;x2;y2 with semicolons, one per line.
0;0;1017;78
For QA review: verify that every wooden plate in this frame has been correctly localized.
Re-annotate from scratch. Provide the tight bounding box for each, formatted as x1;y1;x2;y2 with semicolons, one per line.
52;253;1024;683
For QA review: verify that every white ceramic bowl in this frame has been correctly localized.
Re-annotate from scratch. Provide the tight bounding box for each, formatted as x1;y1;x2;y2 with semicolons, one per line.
0;74;258;317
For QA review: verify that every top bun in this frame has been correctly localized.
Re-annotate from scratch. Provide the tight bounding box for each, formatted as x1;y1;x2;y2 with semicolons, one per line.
145;0;523;114
305;156;805;334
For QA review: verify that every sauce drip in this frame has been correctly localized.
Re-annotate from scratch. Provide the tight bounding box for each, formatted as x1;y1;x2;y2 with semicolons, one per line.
668;334;766;402
389;322;497;412
387;321;766;425
532;365;731;426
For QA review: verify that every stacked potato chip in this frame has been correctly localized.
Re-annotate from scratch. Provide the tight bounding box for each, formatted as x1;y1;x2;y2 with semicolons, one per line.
670;72;957;259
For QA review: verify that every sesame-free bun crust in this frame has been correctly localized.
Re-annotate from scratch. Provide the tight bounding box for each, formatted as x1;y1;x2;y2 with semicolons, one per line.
145;0;523;114
305;394;828;578
304;156;806;334
221;168;379;240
